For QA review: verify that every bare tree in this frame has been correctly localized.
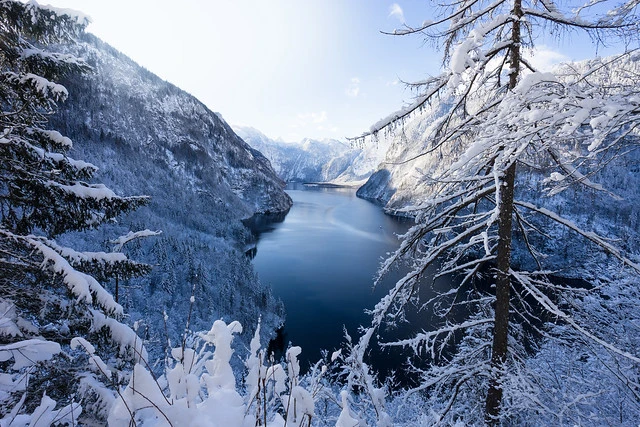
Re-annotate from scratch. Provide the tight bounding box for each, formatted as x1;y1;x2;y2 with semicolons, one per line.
353;0;640;424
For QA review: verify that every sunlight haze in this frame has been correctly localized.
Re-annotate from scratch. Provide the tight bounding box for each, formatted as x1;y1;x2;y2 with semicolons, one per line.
40;0;622;141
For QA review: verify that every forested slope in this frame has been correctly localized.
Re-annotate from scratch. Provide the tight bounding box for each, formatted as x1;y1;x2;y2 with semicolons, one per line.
49;33;292;357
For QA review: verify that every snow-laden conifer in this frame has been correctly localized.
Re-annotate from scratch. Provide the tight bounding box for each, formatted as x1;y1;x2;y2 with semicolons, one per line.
0;1;152;423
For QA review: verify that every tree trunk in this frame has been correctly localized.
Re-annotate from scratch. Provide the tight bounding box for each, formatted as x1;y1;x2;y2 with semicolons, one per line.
485;0;522;422
484;162;516;424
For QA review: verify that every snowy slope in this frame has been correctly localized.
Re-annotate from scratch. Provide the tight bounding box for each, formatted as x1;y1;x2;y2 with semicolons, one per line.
234;126;364;183
49;34;289;357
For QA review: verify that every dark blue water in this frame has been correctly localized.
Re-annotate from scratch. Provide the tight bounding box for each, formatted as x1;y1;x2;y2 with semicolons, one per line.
251;184;413;367
251;185;576;384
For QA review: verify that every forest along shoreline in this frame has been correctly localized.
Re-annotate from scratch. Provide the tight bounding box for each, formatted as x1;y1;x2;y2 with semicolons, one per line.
243;183;592;388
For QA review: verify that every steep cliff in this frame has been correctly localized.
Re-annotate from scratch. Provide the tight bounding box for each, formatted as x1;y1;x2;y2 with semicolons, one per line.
49;34;290;356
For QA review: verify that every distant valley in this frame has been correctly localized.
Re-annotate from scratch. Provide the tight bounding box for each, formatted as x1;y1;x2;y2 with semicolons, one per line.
234;125;392;186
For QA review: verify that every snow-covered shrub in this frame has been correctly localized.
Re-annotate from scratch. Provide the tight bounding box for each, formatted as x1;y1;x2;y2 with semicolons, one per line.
107;319;322;426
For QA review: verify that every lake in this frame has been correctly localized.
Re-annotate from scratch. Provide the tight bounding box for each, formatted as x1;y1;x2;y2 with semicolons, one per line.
249;184;587;387
250;183;417;373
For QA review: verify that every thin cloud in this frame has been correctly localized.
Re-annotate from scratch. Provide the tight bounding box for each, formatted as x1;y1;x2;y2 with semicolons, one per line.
525;46;570;71
346;77;360;97
389;3;405;23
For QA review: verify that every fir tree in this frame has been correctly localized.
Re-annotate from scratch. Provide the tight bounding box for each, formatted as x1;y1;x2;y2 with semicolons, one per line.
0;1;150;422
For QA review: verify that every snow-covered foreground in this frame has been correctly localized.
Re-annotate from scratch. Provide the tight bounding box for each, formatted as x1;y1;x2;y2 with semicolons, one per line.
0;313;384;426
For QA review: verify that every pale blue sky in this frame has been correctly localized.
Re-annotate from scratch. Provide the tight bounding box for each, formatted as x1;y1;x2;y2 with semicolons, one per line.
43;0;627;142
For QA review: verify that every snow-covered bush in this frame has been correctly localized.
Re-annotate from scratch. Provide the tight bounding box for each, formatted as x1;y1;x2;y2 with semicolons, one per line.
105;320;316;426
97;317;404;427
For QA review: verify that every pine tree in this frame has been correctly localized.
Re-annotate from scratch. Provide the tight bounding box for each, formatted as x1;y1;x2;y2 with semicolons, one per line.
0;1;150;422
355;0;640;423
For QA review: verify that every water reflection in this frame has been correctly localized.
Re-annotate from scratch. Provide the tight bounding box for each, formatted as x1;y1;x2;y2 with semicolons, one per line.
250;183;422;380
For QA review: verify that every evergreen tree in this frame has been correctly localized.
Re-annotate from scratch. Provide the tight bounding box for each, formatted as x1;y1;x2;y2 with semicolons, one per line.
355;0;640;423
0;1;150;422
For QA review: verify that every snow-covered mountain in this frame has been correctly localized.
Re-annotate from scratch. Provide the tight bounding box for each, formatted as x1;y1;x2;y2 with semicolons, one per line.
355;101;453;209
234;125;408;186
234;126;367;183
49;34;290;356
57;38;291;216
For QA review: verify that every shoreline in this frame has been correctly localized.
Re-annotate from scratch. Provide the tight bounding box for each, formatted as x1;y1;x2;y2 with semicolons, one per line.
301;181;361;188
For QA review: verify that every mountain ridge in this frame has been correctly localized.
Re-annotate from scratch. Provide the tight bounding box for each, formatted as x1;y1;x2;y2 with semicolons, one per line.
49;32;289;357
234;125;392;185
